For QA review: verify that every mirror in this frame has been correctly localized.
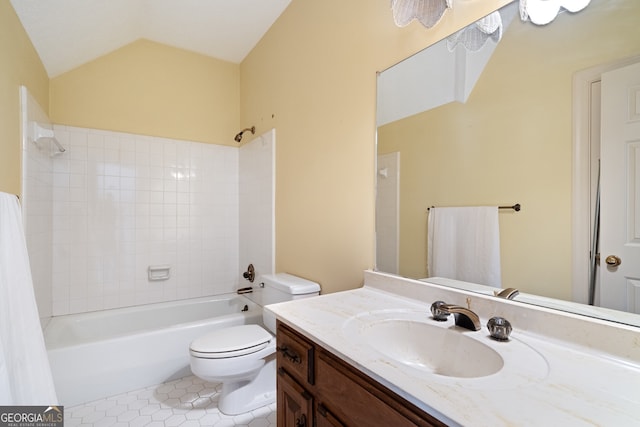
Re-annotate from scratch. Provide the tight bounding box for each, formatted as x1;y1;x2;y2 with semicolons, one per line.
376;0;640;326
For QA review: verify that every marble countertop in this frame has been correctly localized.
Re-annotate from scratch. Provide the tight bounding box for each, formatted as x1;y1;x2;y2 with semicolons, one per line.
265;271;640;427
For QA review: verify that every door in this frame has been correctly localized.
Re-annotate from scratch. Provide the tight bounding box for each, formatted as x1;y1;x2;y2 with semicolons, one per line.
599;60;640;313
375;152;400;274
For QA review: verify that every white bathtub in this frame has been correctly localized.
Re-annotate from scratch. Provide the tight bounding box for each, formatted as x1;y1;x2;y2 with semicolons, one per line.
44;294;262;407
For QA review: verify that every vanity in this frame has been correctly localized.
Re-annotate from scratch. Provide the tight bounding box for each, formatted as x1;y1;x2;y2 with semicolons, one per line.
276;321;445;427
266;271;640;426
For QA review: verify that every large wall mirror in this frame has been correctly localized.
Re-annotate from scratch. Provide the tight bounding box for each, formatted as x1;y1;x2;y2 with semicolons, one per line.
376;0;640;326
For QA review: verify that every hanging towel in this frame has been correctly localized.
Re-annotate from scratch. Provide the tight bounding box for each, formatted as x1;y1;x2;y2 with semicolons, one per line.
0;192;57;405
427;206;501;287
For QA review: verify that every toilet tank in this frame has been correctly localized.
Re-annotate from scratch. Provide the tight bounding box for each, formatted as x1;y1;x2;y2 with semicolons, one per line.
259;273;320;333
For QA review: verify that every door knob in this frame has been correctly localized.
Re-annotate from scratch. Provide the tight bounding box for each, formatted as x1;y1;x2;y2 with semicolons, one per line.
605;255;622;267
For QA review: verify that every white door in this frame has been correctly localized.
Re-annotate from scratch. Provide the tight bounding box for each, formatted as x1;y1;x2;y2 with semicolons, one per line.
376;152;400;274
599;61;640;313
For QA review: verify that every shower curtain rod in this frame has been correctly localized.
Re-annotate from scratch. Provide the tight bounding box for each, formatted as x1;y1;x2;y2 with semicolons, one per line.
32;121;66;153
49;137;66;153
427;203;521;212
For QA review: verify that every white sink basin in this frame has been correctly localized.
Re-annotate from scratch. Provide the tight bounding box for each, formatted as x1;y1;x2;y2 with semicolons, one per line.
362;319;503;378
343;309;549;386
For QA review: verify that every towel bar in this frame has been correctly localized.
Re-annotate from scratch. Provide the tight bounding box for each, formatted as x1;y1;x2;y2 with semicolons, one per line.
427;203;520;212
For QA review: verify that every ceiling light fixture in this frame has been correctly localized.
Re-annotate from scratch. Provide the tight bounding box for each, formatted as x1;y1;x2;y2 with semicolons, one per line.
391;0;591;30
520;0;591;25
390;0;452;28
446;11;502;52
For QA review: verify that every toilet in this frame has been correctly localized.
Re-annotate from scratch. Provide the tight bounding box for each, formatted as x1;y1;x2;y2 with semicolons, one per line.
189;273;320;415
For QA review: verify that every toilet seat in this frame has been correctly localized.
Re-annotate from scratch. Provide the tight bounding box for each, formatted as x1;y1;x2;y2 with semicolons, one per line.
190;324;273;359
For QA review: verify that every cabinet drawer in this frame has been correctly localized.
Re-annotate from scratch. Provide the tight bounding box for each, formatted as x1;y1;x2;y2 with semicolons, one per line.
276;322;315;385
315;350;446;427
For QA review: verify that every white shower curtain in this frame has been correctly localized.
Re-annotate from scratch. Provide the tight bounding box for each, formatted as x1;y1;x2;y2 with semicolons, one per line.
0;192;57;404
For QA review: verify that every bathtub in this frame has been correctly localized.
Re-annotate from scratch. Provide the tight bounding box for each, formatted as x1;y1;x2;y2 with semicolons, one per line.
44;294;262;407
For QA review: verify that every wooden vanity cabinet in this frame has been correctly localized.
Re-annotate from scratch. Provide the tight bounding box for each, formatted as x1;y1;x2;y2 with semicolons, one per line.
276;323;315;427
276;321;447;427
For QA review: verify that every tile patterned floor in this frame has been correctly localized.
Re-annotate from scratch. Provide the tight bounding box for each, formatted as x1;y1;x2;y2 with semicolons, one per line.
65;375;276;427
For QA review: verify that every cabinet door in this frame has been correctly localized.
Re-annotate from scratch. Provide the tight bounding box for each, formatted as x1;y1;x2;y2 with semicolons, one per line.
315;350;447;427
277;368;313;427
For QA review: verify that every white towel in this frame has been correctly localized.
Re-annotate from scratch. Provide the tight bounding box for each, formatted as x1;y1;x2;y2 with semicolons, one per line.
427;206;501;287
0;192;58;404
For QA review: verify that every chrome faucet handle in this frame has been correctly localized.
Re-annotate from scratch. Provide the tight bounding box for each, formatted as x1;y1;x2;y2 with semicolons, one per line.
243;263;255;283
487;316;512;341
430;300;450;321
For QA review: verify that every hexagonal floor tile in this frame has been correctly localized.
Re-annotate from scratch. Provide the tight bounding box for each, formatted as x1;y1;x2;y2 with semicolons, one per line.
64;375;277;426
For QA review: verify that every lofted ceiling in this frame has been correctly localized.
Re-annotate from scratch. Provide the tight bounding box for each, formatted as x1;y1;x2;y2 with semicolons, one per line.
10;0;291;77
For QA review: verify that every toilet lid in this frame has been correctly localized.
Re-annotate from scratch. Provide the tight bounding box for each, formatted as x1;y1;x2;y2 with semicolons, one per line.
190;324;273;359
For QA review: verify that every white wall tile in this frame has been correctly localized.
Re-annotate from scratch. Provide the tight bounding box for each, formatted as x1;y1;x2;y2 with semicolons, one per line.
24;122;273;317
46;126;243;314
20;87;55;321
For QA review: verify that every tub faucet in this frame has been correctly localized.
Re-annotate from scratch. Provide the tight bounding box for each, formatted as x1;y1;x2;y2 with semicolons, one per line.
430;301;481;331
494;287;519;300
243;263;255;283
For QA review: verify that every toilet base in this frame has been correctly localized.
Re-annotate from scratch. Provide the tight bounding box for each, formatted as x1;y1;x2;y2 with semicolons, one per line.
217;356;276;415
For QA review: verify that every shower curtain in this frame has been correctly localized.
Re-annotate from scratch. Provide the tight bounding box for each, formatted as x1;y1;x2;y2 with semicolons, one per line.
0;192;57;404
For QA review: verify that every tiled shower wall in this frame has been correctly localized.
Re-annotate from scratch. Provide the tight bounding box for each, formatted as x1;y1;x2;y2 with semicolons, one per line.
50;126;241;315
20;87;55;321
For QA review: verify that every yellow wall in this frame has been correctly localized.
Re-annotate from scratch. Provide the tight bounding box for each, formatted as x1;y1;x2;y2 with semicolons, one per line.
0;0;49;196
50;39;240;146
378;1;640;300
4;0;511;294
240;0;512;293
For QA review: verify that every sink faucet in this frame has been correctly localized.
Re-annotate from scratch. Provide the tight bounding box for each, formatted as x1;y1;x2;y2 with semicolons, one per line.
494;287;519;300
430;301;481;331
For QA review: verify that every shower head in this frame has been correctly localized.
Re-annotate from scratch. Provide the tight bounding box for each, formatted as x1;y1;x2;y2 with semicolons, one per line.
234;126;255;143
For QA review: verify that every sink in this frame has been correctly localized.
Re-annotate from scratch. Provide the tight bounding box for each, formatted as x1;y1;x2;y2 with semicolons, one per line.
343;309;549;386
361;319;503;378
